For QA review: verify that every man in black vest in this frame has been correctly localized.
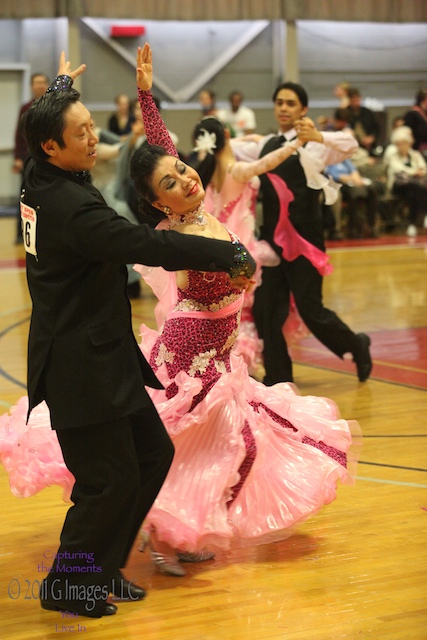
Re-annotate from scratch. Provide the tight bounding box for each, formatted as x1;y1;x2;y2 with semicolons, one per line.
20;54;255;619
233;82;372;385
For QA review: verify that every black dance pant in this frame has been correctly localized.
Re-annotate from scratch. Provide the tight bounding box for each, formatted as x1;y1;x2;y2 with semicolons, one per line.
392;182;427;224
341;183;378;229
41;400;174;615
253;254;359;385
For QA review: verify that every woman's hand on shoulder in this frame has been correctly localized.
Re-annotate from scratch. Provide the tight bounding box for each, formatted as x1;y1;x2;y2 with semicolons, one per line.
56;51;86;80
229;276;256;291
136;43;153;92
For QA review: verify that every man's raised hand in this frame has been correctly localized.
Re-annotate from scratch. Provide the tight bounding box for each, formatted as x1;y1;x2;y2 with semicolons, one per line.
56;51;86;81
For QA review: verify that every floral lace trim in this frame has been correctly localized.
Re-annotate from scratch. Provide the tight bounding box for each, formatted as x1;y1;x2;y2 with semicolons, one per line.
156;342;229;377
220;326;240;354
214;360;227;374
155;343;175;367
189;349;217;376
175;292;241;313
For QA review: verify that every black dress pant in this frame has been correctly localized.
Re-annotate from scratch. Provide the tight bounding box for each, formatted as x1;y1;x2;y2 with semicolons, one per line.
253;255;358;384
392;181;427;225
41;399;174;615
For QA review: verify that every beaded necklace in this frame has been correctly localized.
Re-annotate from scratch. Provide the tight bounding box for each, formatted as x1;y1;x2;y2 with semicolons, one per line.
167;201;208;229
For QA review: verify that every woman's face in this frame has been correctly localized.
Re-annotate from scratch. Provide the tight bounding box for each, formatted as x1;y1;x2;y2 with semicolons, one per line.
151;155;205;215
116;94;129;114
396;140;411;155
199;91;213;108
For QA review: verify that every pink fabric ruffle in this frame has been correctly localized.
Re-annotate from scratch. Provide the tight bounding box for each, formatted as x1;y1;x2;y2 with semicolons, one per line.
269;172;334;276
0;397;74;500
139;328;362;552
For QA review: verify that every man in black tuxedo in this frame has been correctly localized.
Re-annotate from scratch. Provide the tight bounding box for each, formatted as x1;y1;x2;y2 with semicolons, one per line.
232;82;372;385
21;56;255;618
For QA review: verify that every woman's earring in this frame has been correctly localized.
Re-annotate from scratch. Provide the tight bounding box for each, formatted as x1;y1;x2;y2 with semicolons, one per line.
163;206;171;215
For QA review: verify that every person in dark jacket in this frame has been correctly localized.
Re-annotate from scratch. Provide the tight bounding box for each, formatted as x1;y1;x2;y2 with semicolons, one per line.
404;88;427;159
346;87;380;155
20;53;255;619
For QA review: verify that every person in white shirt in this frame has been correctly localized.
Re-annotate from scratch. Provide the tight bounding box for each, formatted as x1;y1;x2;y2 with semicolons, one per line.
217;91;257;137
231;81;372;385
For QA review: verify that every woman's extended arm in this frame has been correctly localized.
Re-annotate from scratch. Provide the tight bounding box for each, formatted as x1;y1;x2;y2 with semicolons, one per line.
230;139;302;184
136;44;178;158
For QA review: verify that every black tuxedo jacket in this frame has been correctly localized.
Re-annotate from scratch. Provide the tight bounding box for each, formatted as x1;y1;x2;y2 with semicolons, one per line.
22;159;239;430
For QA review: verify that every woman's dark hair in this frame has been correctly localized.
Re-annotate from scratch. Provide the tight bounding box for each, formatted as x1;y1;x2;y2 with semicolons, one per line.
130;144;170;224
192;117;226;188
22;89;80;161
272;82;308;108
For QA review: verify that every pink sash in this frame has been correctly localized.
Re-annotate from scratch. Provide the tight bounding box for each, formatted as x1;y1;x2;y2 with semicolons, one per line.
168;295;244;322
268;172;333;276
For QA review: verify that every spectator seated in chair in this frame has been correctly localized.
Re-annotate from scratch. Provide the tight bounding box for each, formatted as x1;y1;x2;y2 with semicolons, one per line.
325;158;379;238
384;126;427;237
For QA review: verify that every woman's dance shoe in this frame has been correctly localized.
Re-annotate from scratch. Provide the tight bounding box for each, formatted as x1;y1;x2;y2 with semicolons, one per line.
138;528;214;575
175;550;215;562
149;550;187;577
139;528;186;576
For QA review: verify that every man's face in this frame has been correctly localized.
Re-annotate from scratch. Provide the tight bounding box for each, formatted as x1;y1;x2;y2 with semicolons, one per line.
31;75;49;100
273;89;307;132
45;101;99;172
230;93;242;112
349;94;361;109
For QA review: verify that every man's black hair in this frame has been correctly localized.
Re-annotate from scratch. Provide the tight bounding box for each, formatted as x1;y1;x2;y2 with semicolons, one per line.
22;89;81;162
272;82;308;108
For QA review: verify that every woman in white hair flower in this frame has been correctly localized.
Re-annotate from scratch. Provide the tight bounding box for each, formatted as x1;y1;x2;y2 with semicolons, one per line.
192;115;311;375
193;126;218;156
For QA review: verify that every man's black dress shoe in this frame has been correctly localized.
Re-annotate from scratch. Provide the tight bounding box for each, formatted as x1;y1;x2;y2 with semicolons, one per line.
353;333;372;382
41;597;117;617
111;572;146;601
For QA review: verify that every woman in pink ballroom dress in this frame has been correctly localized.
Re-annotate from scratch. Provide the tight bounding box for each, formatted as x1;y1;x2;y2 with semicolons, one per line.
130;46;362;573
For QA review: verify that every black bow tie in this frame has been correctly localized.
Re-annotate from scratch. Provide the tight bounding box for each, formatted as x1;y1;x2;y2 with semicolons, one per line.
277;134;297;145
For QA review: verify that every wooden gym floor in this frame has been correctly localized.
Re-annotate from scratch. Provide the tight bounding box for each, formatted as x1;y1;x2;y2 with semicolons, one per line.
0;216;426;639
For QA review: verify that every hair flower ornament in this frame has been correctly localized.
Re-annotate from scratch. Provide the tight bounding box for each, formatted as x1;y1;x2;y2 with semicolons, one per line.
193;129;217;155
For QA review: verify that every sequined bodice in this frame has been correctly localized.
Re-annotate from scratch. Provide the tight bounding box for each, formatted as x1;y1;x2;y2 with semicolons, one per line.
150;267;243;410
175;270;242;312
